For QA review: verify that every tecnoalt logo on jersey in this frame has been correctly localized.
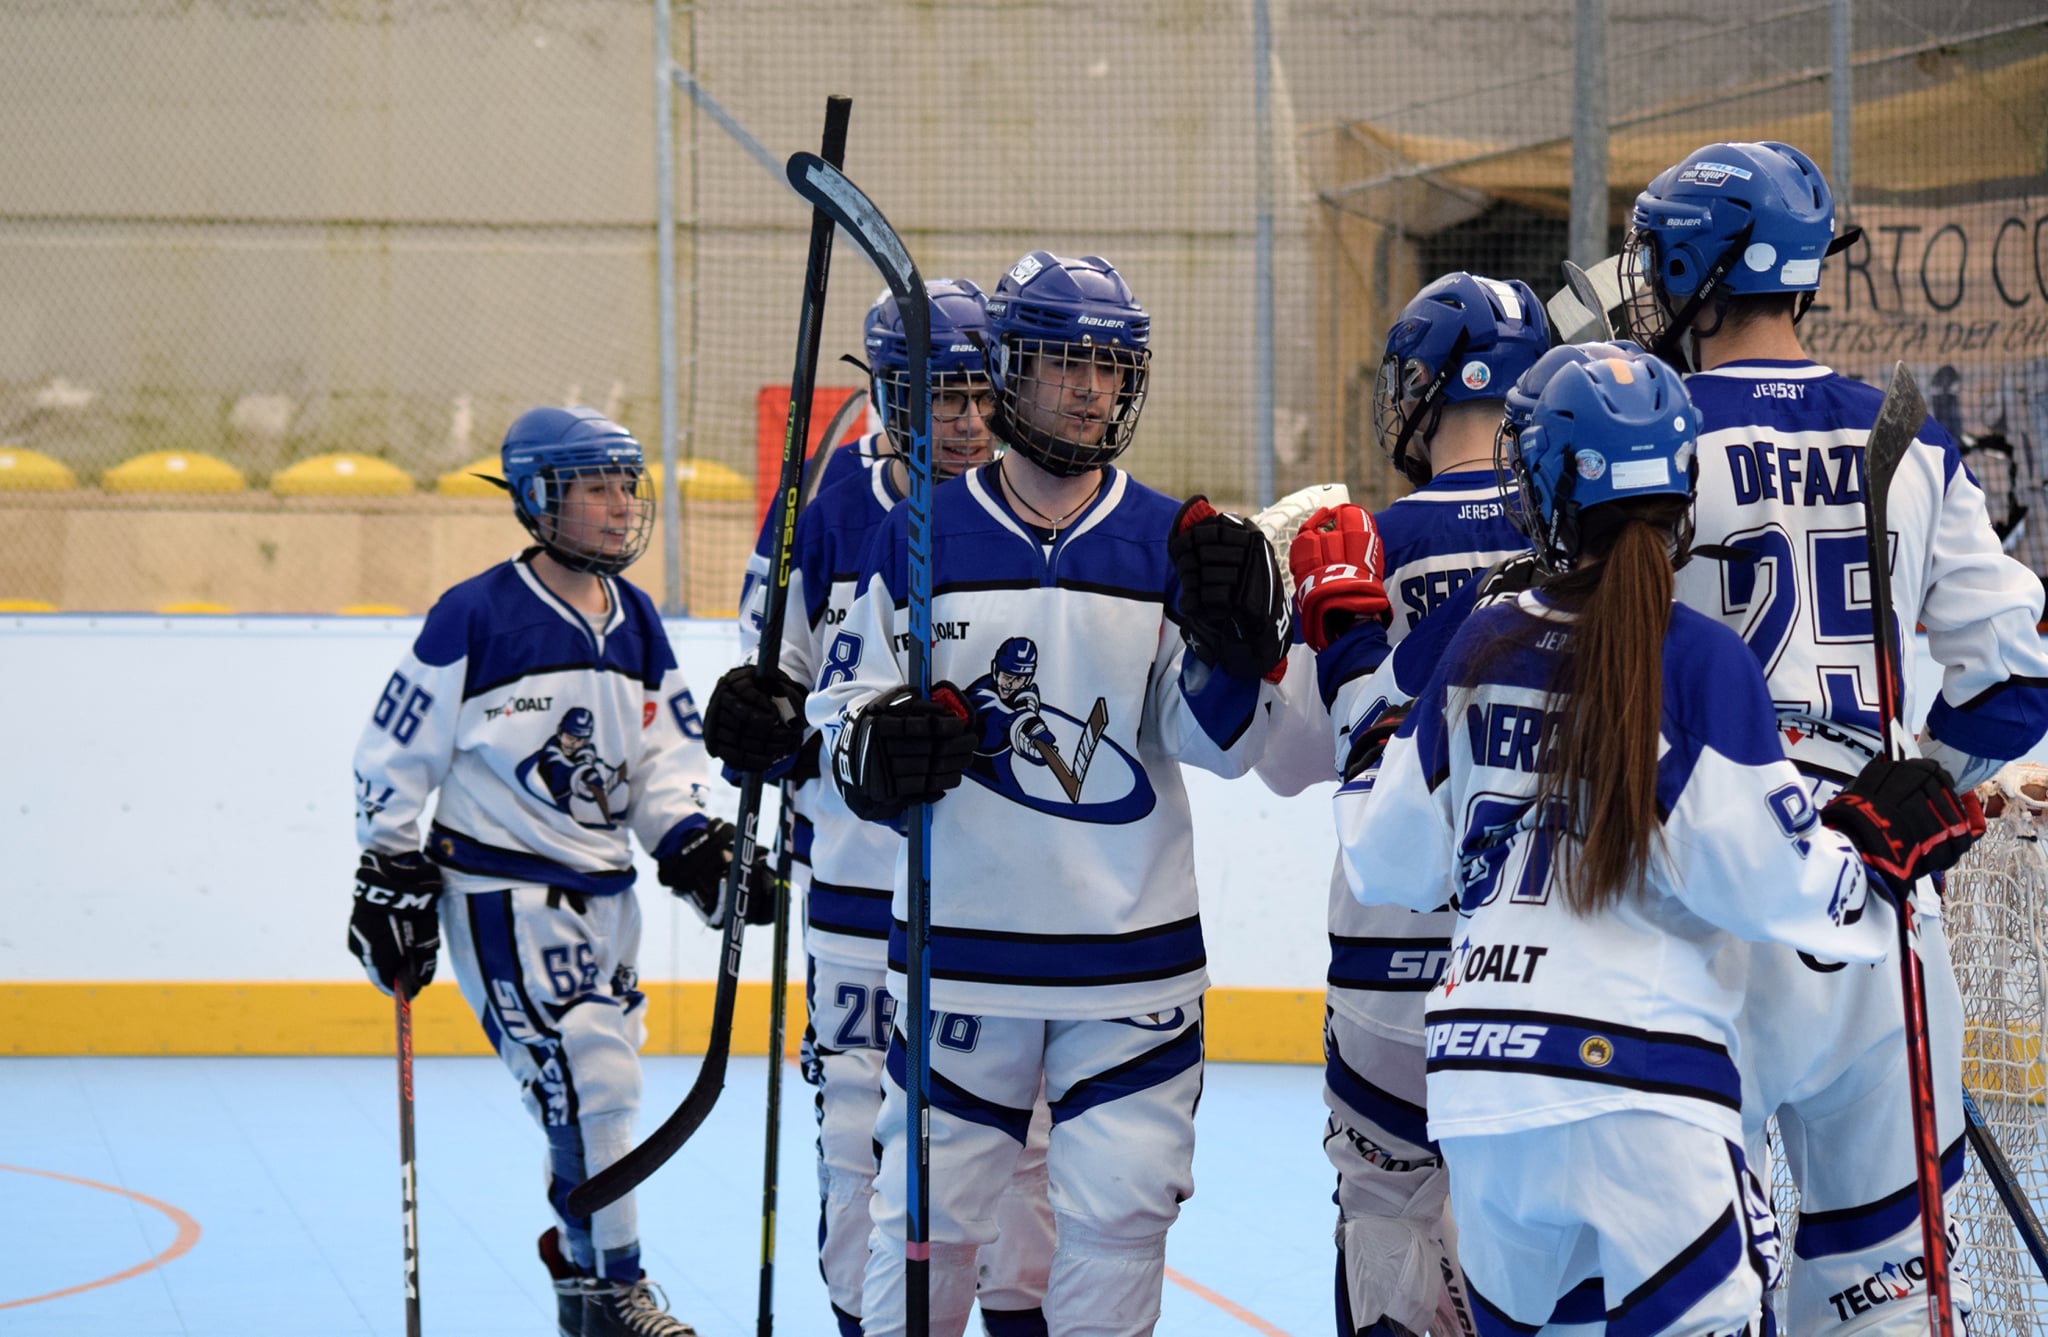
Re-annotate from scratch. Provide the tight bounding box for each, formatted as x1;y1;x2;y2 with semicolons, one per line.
484;694;554;722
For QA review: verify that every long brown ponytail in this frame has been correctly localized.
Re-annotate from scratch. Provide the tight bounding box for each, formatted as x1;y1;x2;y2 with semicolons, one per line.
1536;496;1688;915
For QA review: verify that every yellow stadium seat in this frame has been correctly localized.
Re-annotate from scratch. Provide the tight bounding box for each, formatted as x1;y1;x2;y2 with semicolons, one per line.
0;598;58;612
646;458;750;503
338;603;410;616
101;450;246;495
0;446;77;491
271;452;414;497
436;455;506;498
158;601;234;614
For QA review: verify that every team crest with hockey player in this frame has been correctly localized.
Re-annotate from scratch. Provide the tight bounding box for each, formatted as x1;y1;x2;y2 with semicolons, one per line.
963;636;1155;823
515;707;630;828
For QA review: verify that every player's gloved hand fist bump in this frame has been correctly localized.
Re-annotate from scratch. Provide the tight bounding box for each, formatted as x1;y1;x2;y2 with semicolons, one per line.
1288;503;1389;654
660;817;775;929
702;661;809;774
833;683;976;822
1169;496;1292;680
1820;756;1987;895
350;850;443;996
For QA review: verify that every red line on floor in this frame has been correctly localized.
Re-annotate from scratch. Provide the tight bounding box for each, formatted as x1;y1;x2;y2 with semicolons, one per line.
1165;1264;1294;1335
0;1163;203;1309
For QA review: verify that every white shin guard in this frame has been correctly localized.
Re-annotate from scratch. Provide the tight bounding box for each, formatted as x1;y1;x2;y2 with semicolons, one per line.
1044;1216;1169;1337
859;1233;978;1337
1338;1209;1452;1337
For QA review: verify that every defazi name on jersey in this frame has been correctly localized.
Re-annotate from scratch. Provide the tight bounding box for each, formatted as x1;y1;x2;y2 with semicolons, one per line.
484;695;555;722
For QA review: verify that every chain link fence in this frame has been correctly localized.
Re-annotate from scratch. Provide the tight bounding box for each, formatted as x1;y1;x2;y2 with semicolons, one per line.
0;0;2042;613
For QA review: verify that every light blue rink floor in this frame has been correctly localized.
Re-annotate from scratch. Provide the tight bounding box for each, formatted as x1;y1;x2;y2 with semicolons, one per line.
0;1055;1331;1335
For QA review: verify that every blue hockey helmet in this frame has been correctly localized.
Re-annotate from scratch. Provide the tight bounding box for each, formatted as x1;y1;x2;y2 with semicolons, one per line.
1498;339;1646;453
500;406;653;576
1374;273;1551;487
560;706;596;739
992;636;1038;677
984;251;1152;477
1620;141;1844;361
865;278;999;478
1503;352;1699;571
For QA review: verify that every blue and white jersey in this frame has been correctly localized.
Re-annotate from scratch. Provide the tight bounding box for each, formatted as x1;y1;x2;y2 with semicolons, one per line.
737;434;881;657
1335;592;1888;1144
810;464;1283;1020
353;558;716;897
1323;469;1531;1038
1378;469;1528;638
767;458;907;969
1675;360;2048;777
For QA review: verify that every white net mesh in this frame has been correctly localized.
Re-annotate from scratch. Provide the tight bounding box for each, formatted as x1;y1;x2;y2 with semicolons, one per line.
1770;766;2048;1336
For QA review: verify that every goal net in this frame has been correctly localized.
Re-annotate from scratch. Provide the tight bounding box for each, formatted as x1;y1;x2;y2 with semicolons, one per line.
1771;763;2048;1336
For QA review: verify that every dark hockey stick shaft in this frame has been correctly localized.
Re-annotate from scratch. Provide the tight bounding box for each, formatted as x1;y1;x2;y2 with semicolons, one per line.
1961;1083;2048;1281
756;780;798;1335
1864;359;1956;1337
783;151;933;1336
566;93;852;1219
396;976;421;1337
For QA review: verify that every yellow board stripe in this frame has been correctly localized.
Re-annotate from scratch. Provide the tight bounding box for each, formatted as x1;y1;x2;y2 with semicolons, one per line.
0;983;1328;1063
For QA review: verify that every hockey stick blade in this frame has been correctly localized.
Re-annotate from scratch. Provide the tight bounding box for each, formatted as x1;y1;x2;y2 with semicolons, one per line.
787;153;920;306
1961;1083;2048;1282
1866;360;1926;556
1562;259;1614;340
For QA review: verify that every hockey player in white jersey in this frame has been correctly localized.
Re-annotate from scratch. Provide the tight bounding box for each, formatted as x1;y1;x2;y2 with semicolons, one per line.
1265;271;1549;1337
809;251;1291;1336
1621;140;2048;1335
1320;349;1985;1337
349;406;767;1337
701;281;1054;1337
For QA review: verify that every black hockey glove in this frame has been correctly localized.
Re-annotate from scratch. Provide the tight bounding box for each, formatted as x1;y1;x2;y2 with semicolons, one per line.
1474;551;1542;605
1820;757;1987;897
832;683;976;823
659;817;775;930
1169;496;1292;682
349;850;443;996
702;661;810;774
1341;705;1409;784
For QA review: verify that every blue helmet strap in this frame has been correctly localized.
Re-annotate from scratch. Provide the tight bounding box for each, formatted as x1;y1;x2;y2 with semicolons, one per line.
1649;221;1752;368
1389;327;1470;485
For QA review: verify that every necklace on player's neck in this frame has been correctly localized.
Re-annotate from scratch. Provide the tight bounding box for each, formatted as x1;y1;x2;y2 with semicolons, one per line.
1001;459;1101;533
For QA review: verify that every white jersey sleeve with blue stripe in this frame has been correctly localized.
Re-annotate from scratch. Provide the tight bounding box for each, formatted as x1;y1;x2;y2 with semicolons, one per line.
808;463;1282;1019
353;558;716;897
1335;593;1887;1143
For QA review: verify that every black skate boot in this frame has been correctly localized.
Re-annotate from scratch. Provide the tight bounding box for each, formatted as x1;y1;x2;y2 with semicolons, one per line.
537;1227;586;1337
582;1273;700;1336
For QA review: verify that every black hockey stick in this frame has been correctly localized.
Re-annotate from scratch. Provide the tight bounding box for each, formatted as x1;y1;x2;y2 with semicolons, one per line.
757;781;798;1335
1960;1083;2048;1281
1863;359;1957;1337
566;93;852;1218
785;150;935;1336
395;975;421;1337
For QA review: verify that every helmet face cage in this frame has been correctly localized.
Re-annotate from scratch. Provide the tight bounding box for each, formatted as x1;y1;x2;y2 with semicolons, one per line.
1618;219;1749;365
866;279;997;478
992;336;1151;477
1372;327;1467;488
514;459;654;577
874;365;999;478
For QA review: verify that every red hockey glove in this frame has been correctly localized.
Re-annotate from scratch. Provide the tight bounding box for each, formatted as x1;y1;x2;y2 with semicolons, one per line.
1288;504;1389;653
1820;756;1987;896
1169;496;1292;682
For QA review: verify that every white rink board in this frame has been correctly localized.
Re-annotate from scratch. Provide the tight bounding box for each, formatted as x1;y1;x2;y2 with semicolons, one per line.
0;614;2039;986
